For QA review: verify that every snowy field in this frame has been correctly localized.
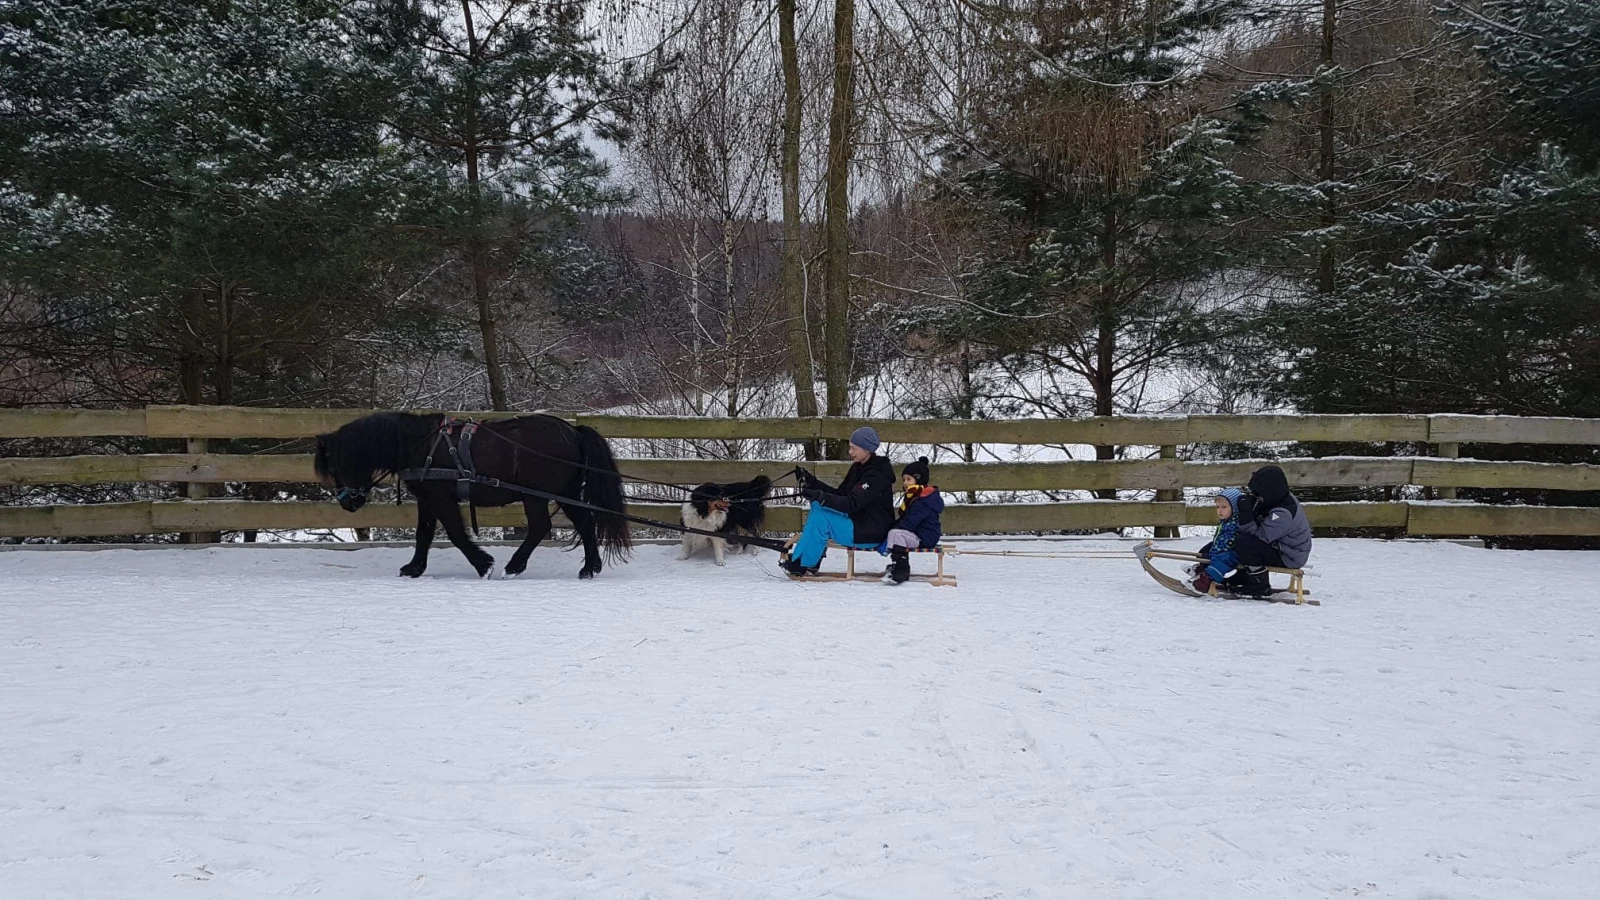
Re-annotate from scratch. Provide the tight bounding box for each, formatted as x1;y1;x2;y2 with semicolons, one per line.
2;540;1597;899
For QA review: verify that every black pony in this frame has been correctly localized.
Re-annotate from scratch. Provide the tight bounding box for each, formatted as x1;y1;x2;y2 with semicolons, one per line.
313;413;632;579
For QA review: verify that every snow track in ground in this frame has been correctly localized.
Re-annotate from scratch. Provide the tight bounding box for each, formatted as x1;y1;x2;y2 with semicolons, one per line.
2;540;1597;898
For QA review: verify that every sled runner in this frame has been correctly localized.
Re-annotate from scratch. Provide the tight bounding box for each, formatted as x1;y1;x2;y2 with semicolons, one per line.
1134;541;1316;606
781;538;957;587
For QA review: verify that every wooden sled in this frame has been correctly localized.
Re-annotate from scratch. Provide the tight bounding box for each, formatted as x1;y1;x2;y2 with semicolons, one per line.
1134;541;1316;606
781;538;957;587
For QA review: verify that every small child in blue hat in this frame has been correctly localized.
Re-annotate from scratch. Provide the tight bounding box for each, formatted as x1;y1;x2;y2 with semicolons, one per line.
1189;487;1244;593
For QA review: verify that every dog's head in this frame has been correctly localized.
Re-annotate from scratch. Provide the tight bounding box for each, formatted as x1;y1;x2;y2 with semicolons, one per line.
689;483;729;518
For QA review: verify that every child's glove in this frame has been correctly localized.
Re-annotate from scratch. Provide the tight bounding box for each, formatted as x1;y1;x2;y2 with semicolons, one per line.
800;486;824;502
794;467;820;489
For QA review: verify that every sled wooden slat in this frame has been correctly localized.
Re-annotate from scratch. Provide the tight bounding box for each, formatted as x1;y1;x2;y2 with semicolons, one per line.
778;537;956;587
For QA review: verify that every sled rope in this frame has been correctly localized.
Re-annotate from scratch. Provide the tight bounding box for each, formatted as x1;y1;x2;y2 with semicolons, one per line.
944;548;1141;559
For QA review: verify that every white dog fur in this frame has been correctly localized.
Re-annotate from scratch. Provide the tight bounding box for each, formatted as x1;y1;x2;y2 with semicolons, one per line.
679;502;731;565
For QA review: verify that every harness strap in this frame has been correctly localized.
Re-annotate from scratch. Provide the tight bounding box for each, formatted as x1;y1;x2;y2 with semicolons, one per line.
454;422;480;533
397;468;789;552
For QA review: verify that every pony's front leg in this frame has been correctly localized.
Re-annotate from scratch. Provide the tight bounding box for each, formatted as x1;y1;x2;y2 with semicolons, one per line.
436;501;495;578
399;499;436;578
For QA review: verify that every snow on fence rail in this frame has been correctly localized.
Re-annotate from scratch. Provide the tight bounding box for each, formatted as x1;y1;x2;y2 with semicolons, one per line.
2;405;1599;539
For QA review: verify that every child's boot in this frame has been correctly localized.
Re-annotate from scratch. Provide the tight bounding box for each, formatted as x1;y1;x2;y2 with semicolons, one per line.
889;548;911;584
1237;566;1272;597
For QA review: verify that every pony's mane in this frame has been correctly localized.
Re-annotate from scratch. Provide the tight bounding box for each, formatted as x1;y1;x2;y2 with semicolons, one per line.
315;412;442;483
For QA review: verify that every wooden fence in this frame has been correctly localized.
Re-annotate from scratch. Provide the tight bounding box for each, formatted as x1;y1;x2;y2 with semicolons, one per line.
3;405;1600;540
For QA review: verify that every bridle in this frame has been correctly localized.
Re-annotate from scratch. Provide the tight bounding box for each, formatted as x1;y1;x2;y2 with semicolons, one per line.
337;486;370;505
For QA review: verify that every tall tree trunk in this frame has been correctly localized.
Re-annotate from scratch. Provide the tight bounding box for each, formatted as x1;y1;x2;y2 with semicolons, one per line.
214;281;233;407
461;0;507;411
821;0;856;457
688;227;706;416
178;284;220;543
722;215;742;459
778;0;820;459
178;285;206;406
471;242;507;411
960;341;978;504
1318;0;1338;295
1094;207;1118;503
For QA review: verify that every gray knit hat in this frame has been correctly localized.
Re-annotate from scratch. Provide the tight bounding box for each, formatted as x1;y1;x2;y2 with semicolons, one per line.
849;426;881;454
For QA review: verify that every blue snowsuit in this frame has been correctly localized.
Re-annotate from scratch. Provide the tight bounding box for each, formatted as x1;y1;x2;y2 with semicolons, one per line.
1203;487;1244;582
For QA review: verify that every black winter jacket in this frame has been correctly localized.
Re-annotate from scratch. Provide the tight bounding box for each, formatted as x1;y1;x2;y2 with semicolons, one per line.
812;455;897;544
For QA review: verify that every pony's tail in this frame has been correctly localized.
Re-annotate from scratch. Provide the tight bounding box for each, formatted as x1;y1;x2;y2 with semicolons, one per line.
576;425;633;562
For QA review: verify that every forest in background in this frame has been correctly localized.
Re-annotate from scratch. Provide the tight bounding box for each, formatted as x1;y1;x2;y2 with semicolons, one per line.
2;1;1596;521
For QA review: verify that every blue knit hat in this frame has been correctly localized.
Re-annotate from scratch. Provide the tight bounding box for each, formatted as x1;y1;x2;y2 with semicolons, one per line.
1217;487;1244;518
849;426;881;454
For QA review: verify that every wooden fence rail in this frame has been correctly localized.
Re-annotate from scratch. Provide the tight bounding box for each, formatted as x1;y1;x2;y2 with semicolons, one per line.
4;454;1600;493
3;406;1598;540
2;499;1597;539
6;405;1600;445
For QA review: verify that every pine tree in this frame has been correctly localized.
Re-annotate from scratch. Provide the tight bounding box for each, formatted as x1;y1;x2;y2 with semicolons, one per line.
1246;0;1600;417
364;0;652;411
0;0;432;407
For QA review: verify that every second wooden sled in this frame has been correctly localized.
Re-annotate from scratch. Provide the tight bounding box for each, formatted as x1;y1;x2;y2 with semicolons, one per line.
781;538;957;587
1134;541;1317;606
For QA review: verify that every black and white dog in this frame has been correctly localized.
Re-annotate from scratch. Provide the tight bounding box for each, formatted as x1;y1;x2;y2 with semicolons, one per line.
678;475;772;565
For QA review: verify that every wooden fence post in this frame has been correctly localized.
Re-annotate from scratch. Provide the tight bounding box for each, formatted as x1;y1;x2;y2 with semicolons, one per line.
1436;441;1460;501
1154;444;1179;538
182;437;222;544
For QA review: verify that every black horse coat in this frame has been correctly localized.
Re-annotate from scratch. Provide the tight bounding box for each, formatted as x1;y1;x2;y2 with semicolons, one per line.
314;412;631;580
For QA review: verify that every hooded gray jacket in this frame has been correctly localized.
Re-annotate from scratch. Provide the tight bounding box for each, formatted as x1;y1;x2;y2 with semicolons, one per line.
1239;495;1313;568
1237;465;1314;568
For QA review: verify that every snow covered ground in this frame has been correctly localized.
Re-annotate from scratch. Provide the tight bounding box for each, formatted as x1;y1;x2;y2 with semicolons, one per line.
2;539;1597;899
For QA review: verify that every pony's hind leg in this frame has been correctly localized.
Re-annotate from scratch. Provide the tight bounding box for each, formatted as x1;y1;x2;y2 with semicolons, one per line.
436;500;495;578
504;500;552;577
400;499;436;578
559;503;603;579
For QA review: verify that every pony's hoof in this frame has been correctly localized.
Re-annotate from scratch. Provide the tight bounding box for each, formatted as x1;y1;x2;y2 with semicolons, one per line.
578;567;597;580
503;562;526;578
475;558;496;579
399;564;425;578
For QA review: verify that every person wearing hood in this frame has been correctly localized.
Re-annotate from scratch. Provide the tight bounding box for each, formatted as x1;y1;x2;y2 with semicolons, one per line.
1229;464;1314;596
1189;486;1244;594
782;427;897;577
879;456;944;584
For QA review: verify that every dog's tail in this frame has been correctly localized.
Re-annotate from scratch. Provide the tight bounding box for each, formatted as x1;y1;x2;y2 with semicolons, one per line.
575;424;633;563
745;474;772;498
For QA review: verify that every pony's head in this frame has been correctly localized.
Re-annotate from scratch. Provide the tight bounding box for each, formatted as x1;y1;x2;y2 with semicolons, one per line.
314;414;415;513
314;432;375;512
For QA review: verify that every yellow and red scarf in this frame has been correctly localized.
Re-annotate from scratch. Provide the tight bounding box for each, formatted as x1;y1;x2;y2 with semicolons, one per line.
897;484;934;516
